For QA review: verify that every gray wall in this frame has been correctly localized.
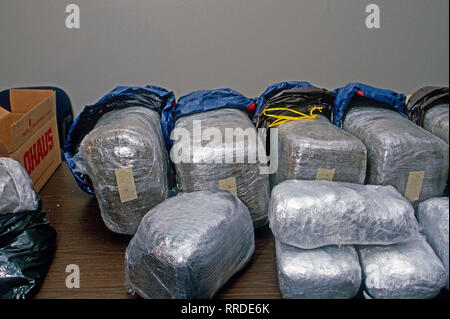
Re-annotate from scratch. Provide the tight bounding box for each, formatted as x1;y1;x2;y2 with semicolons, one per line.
1;0;448;115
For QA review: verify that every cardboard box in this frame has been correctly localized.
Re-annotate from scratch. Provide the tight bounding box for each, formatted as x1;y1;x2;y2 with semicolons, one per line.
0;89;61;191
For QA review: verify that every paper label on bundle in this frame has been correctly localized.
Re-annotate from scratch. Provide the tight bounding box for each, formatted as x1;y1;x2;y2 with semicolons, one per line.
115;166;138;203
218;176;238;196
405;171;425;201
316;168;335;181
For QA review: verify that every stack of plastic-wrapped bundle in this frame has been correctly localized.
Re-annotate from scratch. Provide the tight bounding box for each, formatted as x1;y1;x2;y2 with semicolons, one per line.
335;83;448;205
65;86;174;235
406;86;449;144
423;105;449;144
166;89;270;229
269;180;447;299
417;197;449;291
125;191;254;299
253;82;367;187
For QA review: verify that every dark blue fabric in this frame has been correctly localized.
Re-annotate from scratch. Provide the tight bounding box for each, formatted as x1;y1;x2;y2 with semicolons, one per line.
161;88;255;148
0;90;11;110
64;85;175;195
333;83;406;126
252;81;313;122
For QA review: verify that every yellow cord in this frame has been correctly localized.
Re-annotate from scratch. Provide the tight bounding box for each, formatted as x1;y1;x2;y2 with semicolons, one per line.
263;106;323;127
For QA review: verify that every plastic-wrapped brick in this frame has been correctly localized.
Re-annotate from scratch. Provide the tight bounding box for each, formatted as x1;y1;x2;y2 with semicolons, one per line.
125;191;254;299
0;157;38;214
65;85;175;195
343;106;449;204
405;86;448;143
172;108;270;228
275;241;361;299
423;105;449;144
417;197;449;290
269;180;420;249
80;107;170;235
358;238;446;299
271;115;367;187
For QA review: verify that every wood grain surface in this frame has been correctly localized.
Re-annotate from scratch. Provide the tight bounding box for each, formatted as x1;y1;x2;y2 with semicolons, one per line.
35;164;281;299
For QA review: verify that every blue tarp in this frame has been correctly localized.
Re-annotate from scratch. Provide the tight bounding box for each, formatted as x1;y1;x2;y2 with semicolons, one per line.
253;81;313;122
161;88;256;147
64;85;175;194
333;83;406;126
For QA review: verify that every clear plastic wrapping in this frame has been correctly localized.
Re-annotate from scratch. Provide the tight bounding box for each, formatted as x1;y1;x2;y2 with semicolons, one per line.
269;180;420;249
125;190;255;299
79;107;169;235
417;197;449;290
343;106;449;203
172;108;270;228
0;158;57;299
423;104;449;144
358;238;446;299
275;241;361;299
271;115;367;186
0;157;38;214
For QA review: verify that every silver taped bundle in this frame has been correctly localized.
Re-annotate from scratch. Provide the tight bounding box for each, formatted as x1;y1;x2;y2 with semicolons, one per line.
172;108;270;228
125;191;255;299
271;115;367;187
80;107;169;235
275;241;361;299
417;197;449;290
358;238;446;299
0;157;38;214
423;104;449;144
269;180;420;249
343;106;449;203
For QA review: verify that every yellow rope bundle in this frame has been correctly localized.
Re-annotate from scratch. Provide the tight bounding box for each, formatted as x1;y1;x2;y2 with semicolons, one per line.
263;106;323;127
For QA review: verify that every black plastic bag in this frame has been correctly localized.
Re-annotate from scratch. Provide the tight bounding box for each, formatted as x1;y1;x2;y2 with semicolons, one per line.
0;201;56;299
0;158;56;299
254;85;334;155
406;86;449;127
254;86;334;130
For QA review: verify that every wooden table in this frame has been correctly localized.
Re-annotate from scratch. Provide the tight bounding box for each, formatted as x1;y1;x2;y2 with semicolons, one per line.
35;164;281;299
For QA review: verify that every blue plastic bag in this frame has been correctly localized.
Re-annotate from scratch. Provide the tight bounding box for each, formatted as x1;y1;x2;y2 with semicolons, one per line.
333;83;406;127
161;88;256;148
